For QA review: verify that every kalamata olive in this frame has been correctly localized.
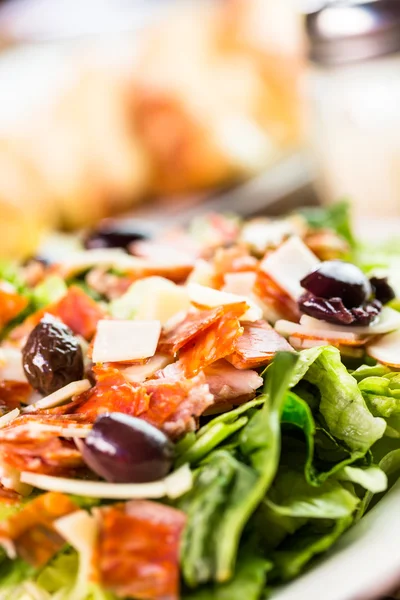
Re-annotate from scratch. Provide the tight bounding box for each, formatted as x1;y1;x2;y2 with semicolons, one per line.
80;413;174;483
83;218;151;251
370;276;396;305
22;315;84;396
298;292;381;326
301;260;372;308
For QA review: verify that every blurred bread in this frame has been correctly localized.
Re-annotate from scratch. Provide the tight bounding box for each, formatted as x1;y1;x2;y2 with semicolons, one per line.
0;0;303;258
132;0;303;194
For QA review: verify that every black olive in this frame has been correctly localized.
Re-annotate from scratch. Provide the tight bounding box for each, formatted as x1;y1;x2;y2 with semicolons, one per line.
22;315;84;396
80;413;174;483
301;260;372;309
83;218;152;251
370;276;396;305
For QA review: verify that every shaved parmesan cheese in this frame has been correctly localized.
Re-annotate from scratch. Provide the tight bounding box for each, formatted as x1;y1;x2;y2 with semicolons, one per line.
275;320;368;346
0;348;26;383
92;320;161;363
260;236;320;300
58;248;145;278
187;282;262;322
23;379;91;413
367;329;400;367
55;510;98;553
0;409;20;428
20;464;192;499
240;219;295;254
0;462;32;496
120;354;172;383
54;511;98;600
110;277;190;324
27;423;92;438
222;272;257;295
187;259;215;287
300;307;400;336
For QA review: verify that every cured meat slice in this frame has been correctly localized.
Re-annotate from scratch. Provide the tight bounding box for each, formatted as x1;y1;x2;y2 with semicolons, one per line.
0;492;77;567
227;320;294;369
98;500;186;600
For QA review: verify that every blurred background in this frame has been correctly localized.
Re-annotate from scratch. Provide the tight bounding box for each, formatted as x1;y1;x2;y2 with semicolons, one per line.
0;0;399;258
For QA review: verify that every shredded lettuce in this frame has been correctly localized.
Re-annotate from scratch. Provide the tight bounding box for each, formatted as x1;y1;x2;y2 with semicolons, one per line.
32;275;68;308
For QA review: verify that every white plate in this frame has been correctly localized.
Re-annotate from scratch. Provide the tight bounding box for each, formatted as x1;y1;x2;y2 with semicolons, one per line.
273;480;400;600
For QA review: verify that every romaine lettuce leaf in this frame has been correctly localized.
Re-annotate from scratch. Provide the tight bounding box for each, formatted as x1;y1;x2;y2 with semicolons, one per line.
303;347;386;452
271;516;352;581
182;545;272;600
266;470;359;520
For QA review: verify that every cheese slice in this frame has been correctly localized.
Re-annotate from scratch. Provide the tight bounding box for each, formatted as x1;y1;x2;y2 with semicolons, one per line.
367;329;400;367
0;409;20;428
92;319;161;363
260;236;320;300
23;379;91;413
0;348;26;383
275;320;368;346
21;464;192;500
59;248;145;278
110;277;190;324
187;282;262;322
120;354;172;383
300;307;400;336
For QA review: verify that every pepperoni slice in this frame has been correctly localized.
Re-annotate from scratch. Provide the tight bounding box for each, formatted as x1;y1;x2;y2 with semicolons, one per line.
98;500;186;600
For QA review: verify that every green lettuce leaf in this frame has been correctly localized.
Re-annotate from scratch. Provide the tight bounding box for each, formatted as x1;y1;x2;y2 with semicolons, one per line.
32;275;68;309
298;201;355;248
271;516;352;581
303;347;386;452
266;470;359;520
182;545;272;600
334;465;387;493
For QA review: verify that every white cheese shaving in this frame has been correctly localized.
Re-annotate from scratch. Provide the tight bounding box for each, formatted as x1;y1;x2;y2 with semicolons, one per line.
120;354;172;383
23;379;91;413
260;236;320;300
58;248;145;278
275;320;368;346
27;423;92;438
300;307;400;336
92;320;161;363
20;463;192;499
0;348;26;383
367;329;400;367
0;408;20;428
187;282;262;322
186;259;216;287
0;462;32;497
54;511;98;600
240;219;295;254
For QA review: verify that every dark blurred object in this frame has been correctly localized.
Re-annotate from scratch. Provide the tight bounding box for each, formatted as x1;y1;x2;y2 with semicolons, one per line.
306;0;400;65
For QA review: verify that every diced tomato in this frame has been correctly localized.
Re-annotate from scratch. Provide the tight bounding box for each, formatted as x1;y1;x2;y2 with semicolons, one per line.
53;286;105;340
0;288;28;327
227;320;294;369
14;286;105;343
0;492;78;567
98;500;186;600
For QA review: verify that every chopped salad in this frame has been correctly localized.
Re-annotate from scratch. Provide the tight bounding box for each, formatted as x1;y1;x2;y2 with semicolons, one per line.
0;203;399;599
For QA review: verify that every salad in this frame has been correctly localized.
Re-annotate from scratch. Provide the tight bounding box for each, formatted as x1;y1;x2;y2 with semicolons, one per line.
0;203;399;599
